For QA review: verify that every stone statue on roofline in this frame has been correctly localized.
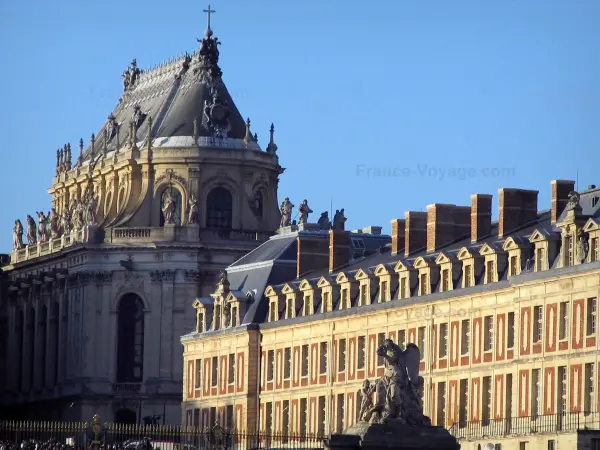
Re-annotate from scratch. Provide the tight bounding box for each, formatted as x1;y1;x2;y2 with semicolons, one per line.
566;190;581;212
13;219;24;250
317;211;331;230
26;215;37;246
332;208;347;231
298;199;313;225
279;198;294;228
49;208;60;239
37;211;50;243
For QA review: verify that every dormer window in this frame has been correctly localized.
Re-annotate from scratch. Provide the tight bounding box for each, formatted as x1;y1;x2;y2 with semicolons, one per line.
565;233;574;267
341;289;350;309
441;269;449;292
485;260;495;284
536;248;545;272
380;280;388;302
419;273;428;296
230;306;238;327
509;255;517;277
286;298;294;319
360;284;368;305
269;301;278;322
303;294;312;316
299;280;317;316
322;291;332;313
197;311;205;333
214;304;222;330
464;265;472;288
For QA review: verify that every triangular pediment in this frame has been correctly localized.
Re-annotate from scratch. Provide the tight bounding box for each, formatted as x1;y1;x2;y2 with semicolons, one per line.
264;285;282;297
479;242;502;256
281;283;299;294
317;276;333;288
583;218;600;233
394;259;413;272
374;264;392;276
435;252;451;265
354;268;374;280
225;291;245;303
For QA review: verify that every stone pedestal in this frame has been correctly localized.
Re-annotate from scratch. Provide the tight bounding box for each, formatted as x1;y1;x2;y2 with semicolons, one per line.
186;224;200;242
164;223;176;241
326;421;460;450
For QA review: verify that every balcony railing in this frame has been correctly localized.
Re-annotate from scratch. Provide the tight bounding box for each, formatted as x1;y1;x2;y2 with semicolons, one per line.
449;412;600;440
199;228;272;242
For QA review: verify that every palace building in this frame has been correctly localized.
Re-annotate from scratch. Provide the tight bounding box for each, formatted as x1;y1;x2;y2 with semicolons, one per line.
0;13;283;423
182;180;600;450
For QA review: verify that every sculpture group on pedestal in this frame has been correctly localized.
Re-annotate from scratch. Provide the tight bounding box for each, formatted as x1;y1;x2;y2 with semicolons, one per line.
358;339;431;427
13;184;101;249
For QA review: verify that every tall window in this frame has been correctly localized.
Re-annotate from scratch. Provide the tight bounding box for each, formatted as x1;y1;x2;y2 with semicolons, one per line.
16;309;24;392
253;190;263;217
507;312;515;349
565;234;573;267
461;319;470;356
441;269;449;292
159;188;182;226
420;273;428;296
536;248;545;272
464;264;472;288
439;323;448;358
559;302;568;340
116;294;145;382
533;306;543;343
486;260;495;284
587;297;597;336
510;255;518;277
591;238;599;263
206;187;233;229
483;316;493;352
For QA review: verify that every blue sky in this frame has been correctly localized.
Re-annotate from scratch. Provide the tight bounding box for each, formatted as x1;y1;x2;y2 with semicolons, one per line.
0;0;599;252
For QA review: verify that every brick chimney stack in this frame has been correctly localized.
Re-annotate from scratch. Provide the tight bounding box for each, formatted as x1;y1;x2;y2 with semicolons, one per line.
426;204;471;252
404;211;427;257
297;234;330;278
329;230;350;273
498;188;539;238
551;180;575;224
390;219;405;255
471;194;493;243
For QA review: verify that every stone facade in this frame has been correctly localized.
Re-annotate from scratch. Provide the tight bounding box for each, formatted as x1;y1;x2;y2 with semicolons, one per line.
182;180;600;449
0;21;283;424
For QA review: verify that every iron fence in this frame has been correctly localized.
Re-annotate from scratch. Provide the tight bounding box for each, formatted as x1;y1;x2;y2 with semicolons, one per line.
449;412;600;439
0;420;326;450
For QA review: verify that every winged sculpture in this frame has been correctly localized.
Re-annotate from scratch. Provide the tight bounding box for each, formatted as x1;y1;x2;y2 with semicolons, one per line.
359;339;431;426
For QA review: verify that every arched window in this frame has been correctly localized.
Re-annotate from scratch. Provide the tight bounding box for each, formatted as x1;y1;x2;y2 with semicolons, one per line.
116;294;145;382
159;188;182;226
50;301;59;387
206;187;232;229
16;309;24;392
254;190;264;217
27;307;35;391
38;305;47;388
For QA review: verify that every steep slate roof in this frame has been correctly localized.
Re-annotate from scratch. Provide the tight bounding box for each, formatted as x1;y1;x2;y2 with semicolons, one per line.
77;31;254;166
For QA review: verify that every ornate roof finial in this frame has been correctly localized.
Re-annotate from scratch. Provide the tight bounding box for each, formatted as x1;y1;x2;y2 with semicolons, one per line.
244;118;252;144
147;116;153;149
55;149;60;175
203;5;216;38
66;143;72;170
79;138;84;162
267;123;278;154
91;134;95;155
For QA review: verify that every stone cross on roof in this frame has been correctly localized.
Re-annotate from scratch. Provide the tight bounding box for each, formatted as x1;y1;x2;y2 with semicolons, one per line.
203;5;216;37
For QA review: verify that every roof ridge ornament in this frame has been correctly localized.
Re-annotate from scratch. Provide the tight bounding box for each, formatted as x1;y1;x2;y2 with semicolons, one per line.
193;5;222;88
267;123;278;154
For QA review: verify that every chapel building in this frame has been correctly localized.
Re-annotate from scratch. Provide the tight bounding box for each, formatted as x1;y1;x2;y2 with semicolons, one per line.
182;180;600;450
0;16;282;424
